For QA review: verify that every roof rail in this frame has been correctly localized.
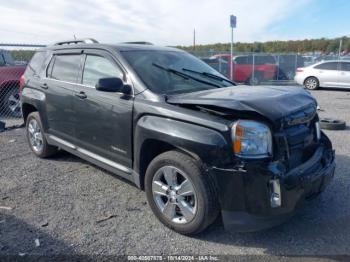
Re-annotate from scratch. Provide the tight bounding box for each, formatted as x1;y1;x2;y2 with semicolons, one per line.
53;38;99;46
121;41;153;45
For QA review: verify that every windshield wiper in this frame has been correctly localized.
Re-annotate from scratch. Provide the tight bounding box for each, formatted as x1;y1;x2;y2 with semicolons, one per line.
152;63;221;88
182;68;236;85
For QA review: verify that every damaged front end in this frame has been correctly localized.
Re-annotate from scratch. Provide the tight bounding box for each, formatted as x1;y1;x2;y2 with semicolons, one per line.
168;85;335;232
214;108;335;232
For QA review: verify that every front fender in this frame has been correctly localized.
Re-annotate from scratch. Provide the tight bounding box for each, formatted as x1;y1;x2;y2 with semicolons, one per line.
134;115;233;173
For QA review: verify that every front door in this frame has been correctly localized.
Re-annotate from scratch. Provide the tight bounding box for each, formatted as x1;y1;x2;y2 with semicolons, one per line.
73;51;133;170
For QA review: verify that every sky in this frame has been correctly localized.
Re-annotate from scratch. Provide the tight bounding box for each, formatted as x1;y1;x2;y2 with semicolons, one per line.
0;0;349;46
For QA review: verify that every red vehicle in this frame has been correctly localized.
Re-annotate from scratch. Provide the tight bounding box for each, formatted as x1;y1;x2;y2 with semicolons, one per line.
209;54;277;85
0;49;26;117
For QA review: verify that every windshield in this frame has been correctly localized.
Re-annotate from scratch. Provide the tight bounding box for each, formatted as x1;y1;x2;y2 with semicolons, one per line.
121;50;233;94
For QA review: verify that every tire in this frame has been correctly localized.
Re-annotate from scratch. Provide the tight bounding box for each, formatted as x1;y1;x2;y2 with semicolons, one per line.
1;86;22;118
26;112;58;158
320;118;346;130
247;73;261;86
304;77;319;90
145;150;219;235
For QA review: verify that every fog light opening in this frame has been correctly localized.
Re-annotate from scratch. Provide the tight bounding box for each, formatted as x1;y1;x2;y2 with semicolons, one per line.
270;179;282;208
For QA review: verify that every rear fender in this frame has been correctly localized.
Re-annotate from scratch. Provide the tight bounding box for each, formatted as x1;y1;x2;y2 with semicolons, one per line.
20;88;48;130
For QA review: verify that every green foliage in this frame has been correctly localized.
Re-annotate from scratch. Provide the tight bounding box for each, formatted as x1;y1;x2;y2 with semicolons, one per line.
10;50;36;62
177;36;350;54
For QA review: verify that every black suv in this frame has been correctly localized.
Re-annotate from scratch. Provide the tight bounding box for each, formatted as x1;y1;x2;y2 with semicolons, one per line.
21;39;335;235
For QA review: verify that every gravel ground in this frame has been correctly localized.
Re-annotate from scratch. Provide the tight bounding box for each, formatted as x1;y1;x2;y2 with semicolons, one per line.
0;89;350;260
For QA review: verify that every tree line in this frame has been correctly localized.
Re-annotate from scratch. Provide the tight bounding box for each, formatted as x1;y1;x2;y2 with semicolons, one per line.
177;36;350;54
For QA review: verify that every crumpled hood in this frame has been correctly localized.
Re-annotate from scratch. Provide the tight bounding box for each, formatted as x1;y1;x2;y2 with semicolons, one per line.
167;85;317;123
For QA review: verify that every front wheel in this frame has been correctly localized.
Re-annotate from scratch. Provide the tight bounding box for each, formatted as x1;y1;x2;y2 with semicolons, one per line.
145;151;219;235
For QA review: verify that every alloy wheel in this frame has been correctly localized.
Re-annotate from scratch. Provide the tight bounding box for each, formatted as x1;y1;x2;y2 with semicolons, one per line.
28;118;44;153
152;166;197;224
305;78;318;89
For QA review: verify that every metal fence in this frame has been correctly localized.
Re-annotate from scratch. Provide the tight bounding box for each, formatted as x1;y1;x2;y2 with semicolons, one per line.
189;50;341;85
0;44;44;130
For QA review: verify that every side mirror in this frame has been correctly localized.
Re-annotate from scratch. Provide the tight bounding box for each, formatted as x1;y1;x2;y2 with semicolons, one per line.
95;77;125;93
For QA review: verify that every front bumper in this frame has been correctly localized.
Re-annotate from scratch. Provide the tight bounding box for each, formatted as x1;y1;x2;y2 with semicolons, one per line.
213;136;335;232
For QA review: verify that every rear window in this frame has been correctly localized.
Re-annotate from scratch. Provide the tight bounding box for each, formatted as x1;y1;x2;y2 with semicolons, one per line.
314;62;339;70
26;51;46;76
49;55;81;83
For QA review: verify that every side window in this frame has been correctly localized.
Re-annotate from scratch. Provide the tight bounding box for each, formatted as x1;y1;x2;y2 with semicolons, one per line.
235;57;247;64
26;52;46;77
0;54;5;66
314;62;339;70
50;55;81;83
340;62;350;72
82;55;123;87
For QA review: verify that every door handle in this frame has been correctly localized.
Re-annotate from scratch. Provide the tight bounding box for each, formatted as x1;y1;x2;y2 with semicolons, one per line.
40;83;48;89
75;91;87;99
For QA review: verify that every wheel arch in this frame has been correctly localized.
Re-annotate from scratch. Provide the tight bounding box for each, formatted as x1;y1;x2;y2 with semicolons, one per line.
133;115;232;189
22;103;38;123
303;75;319;85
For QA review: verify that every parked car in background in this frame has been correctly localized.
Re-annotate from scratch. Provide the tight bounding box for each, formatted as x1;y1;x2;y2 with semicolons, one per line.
200;57;228;77
0;49;26;117
295;60;350;90
276;54;305;80
302;55;317;66
209;54;277;85
21;39;335;234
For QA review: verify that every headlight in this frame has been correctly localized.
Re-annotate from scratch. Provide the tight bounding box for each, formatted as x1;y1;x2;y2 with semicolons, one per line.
232;120;272;158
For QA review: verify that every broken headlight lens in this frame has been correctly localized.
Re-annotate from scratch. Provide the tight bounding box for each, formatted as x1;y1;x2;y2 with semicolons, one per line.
232;120;272;158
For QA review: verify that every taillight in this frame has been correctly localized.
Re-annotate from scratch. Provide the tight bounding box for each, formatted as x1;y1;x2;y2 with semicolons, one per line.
19;74;25;93
296;68;304;73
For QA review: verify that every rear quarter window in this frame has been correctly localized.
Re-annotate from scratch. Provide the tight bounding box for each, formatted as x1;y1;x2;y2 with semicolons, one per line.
25;51;47;77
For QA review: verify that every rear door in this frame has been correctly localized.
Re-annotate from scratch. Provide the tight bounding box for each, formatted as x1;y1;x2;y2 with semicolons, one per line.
73;50;133;169
313;62;340;87
44;52;83;142
338;62;350;88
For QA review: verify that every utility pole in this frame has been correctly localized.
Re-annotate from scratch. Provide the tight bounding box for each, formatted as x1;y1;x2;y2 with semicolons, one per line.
339;38;343;59
230;15;237;81
193;28;196;51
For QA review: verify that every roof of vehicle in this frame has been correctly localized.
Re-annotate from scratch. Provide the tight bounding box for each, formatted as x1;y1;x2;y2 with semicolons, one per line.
41;42;183;53
315;59;350;64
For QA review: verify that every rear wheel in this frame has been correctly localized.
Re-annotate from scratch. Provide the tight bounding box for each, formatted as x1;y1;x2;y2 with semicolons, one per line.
247;73;261;85
26;112;58;158
145;151;219;235
1;86;22;117
304;77;319;90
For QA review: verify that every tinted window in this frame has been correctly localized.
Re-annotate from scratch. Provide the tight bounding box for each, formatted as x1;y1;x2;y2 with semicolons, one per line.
50;55;81;83
82;55;123;87
0;54;5;66
314;62;339;70
340;62;350;71
255;55;276;65
234;56;248;64
26;52;46;76
3;51;15;65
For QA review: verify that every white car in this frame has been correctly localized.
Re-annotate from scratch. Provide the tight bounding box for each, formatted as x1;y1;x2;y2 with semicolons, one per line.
294;60;350;90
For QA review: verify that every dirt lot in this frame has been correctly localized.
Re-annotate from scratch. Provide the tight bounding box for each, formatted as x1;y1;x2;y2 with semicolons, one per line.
1;89;350;260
